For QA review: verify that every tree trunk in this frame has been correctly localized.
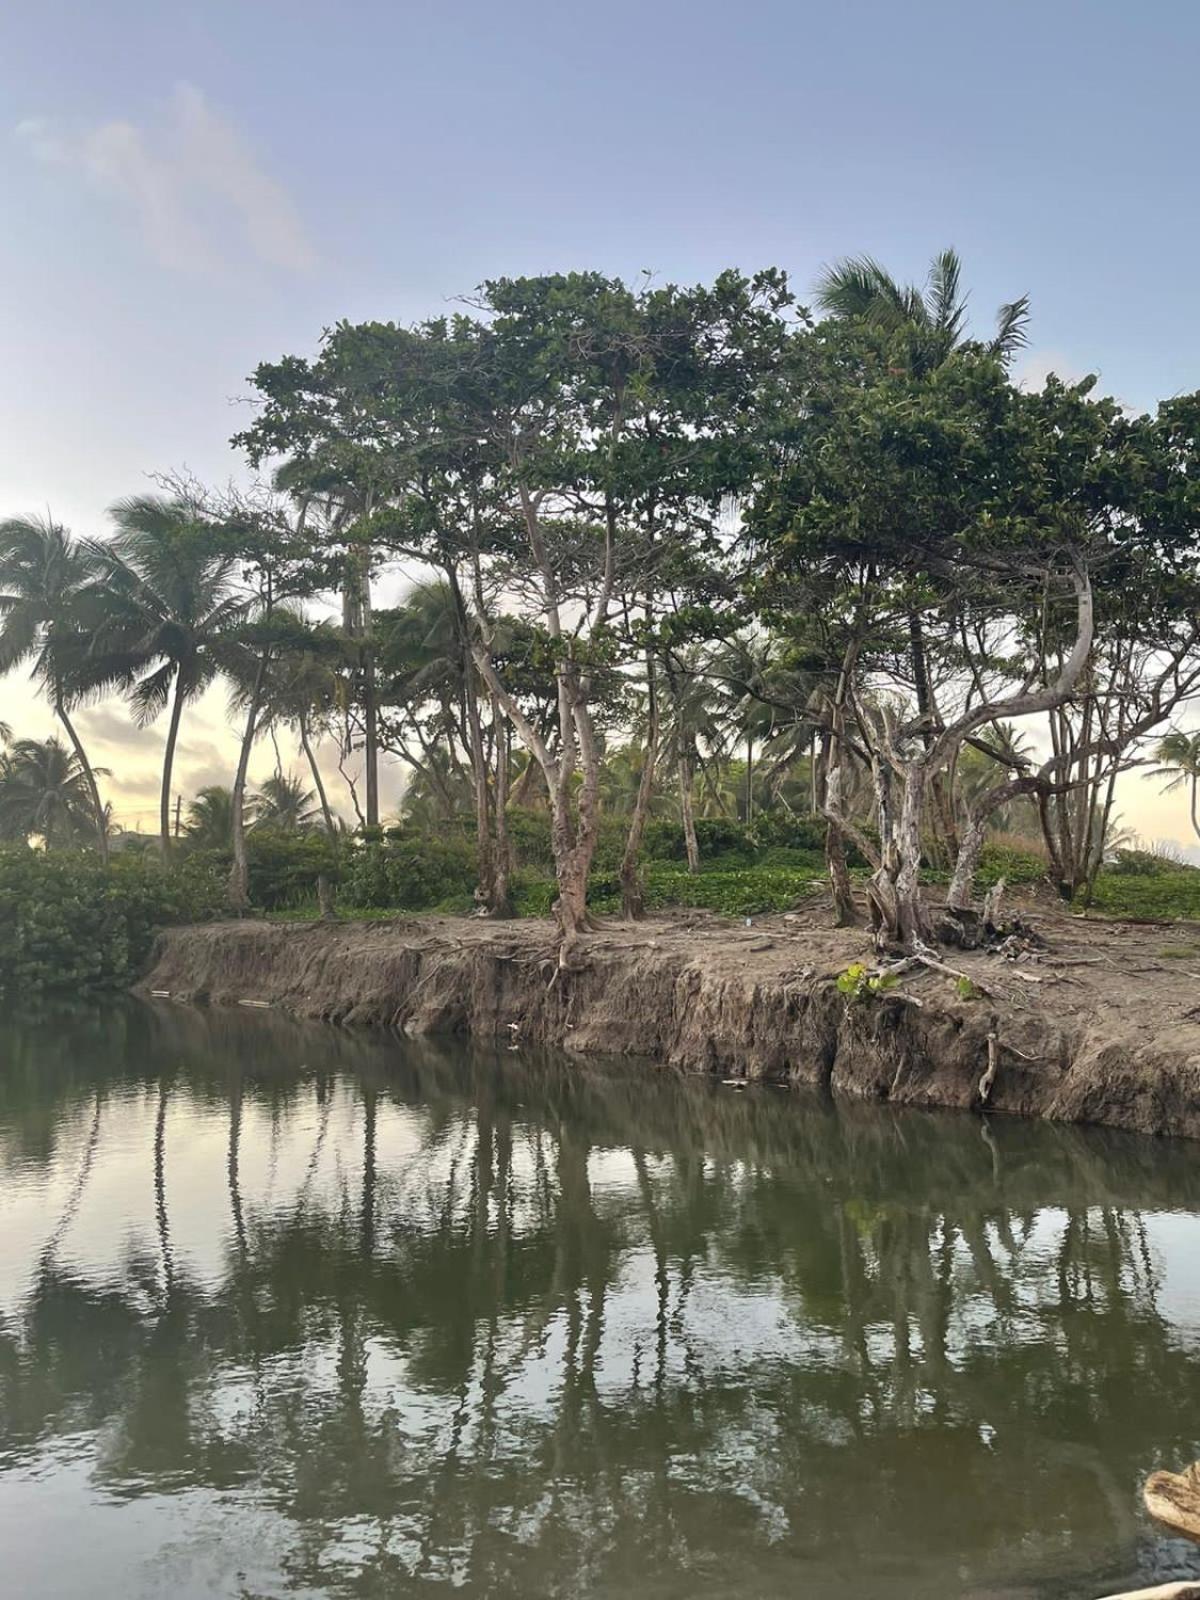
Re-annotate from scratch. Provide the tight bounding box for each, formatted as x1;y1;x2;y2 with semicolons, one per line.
462;649;496;915
229;650;269;912
679;754;699;874
817;737;857;926
491;710;512;918
159;669;187;860
300;714;336;837
363;647;379;828
54;691;108;864
868;761;931;954
946;809;987;911
745;732;754;824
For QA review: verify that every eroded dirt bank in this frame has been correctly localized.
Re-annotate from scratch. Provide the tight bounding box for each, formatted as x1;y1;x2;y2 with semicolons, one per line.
139;904;1200;1139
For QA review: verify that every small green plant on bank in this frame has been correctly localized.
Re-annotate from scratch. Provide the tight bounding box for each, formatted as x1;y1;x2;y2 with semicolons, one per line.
836;961;899;1003
955;975;979;1001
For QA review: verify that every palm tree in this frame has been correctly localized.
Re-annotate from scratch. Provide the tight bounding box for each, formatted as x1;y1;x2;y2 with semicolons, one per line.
229;624;343;837
86;496;246;858
0;516;110;858
184;785;246;850
0;736;108;847
815;248;1030;369
1151;732;1200;844
253;772;319;832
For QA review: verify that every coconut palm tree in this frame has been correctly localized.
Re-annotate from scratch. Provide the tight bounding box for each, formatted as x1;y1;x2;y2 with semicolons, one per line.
815;248;1030;369
0;736;108;847
184;785;247;850
228;625;344;837
1151;732;1200;844
0;516;110;858
86;496;246;858
253;772;319;832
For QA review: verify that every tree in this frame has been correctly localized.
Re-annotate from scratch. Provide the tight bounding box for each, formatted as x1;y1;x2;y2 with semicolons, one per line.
86;496;246;859
815;247;1030;370
253;772;320;832
0;736;107;847
750;323;1106;951
0;516;110;858
184;785;241;849
1152;732;1200;845
241;626;344;838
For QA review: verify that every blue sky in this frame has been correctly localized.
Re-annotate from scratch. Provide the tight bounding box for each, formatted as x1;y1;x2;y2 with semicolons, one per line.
3;0;1199;834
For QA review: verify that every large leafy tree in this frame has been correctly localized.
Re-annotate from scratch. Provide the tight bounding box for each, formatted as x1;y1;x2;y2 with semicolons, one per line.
0;516;111;858
86;496;247;858
749;320;1111;950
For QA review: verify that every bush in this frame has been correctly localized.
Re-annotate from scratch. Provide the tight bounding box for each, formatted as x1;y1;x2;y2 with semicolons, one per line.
246;829;343;909
1109;846;1194;877
340;832;477;911
975;842;1048;887
0;846;225;999
1084;867;1200;921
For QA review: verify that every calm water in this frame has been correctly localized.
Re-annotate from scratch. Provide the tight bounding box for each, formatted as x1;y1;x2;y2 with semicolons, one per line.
3;1007;1200;1599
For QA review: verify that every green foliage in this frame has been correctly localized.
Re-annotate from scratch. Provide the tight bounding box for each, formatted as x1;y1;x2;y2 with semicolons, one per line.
340;832;477;911
974;843;1047;886
1108;847;1194;877
1082;867;1200;921
0;847;224;998
836;961;899;1002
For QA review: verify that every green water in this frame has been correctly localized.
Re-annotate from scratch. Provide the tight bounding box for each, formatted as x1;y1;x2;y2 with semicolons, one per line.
2;1004;1200;1598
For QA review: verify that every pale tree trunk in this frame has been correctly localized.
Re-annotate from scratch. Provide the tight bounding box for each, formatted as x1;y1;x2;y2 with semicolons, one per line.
679;752;699;874
229;651;269;912
620;663;659;920
866;760;932;954
54;690;108;864
820;744;858;926
817;645;860;926
464;666;496;913
873;565;1094;951
492;708;512;917
299;714;336;837
947;807;989;912
159;668;188;860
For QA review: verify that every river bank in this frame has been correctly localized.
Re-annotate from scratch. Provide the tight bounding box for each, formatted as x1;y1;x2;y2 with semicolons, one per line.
138;896;1200;1141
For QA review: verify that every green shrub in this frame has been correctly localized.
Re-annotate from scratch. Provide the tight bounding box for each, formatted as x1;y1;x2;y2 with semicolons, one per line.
340;832;477;910
245;829;343;909
1109;847;1193;877
1084;868;1200;921
975;842;1048;886
0;846;224;998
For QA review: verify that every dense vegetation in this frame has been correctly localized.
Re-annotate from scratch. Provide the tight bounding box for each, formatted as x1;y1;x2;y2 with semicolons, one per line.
4;246;1200;990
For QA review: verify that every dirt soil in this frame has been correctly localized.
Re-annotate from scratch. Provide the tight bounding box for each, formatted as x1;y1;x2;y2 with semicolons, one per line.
139;891;1200;1140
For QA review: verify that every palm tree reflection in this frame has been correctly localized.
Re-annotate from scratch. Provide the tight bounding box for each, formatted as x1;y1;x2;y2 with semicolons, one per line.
2;1002;1200;1596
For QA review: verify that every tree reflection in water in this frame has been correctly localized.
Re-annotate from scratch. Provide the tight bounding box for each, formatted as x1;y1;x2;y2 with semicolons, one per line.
2;1001;1200;1598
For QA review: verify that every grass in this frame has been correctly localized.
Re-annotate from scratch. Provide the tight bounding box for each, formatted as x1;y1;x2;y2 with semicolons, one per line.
261;840;1200;928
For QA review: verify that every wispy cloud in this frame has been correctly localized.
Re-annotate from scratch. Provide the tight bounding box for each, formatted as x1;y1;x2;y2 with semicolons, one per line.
15;83;316;274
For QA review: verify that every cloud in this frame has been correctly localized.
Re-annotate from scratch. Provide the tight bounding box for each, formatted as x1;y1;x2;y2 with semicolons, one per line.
15;84;315;274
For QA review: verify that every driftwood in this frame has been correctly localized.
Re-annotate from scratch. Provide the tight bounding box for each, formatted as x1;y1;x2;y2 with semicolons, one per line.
1145;1465;1200;1546
1095;1585;1200;1599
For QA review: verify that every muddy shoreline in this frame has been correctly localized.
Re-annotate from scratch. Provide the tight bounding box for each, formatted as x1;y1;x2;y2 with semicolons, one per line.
139;906;1200;1141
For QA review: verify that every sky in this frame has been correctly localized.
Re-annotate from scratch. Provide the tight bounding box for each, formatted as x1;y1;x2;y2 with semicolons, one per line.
2;0;1200;841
